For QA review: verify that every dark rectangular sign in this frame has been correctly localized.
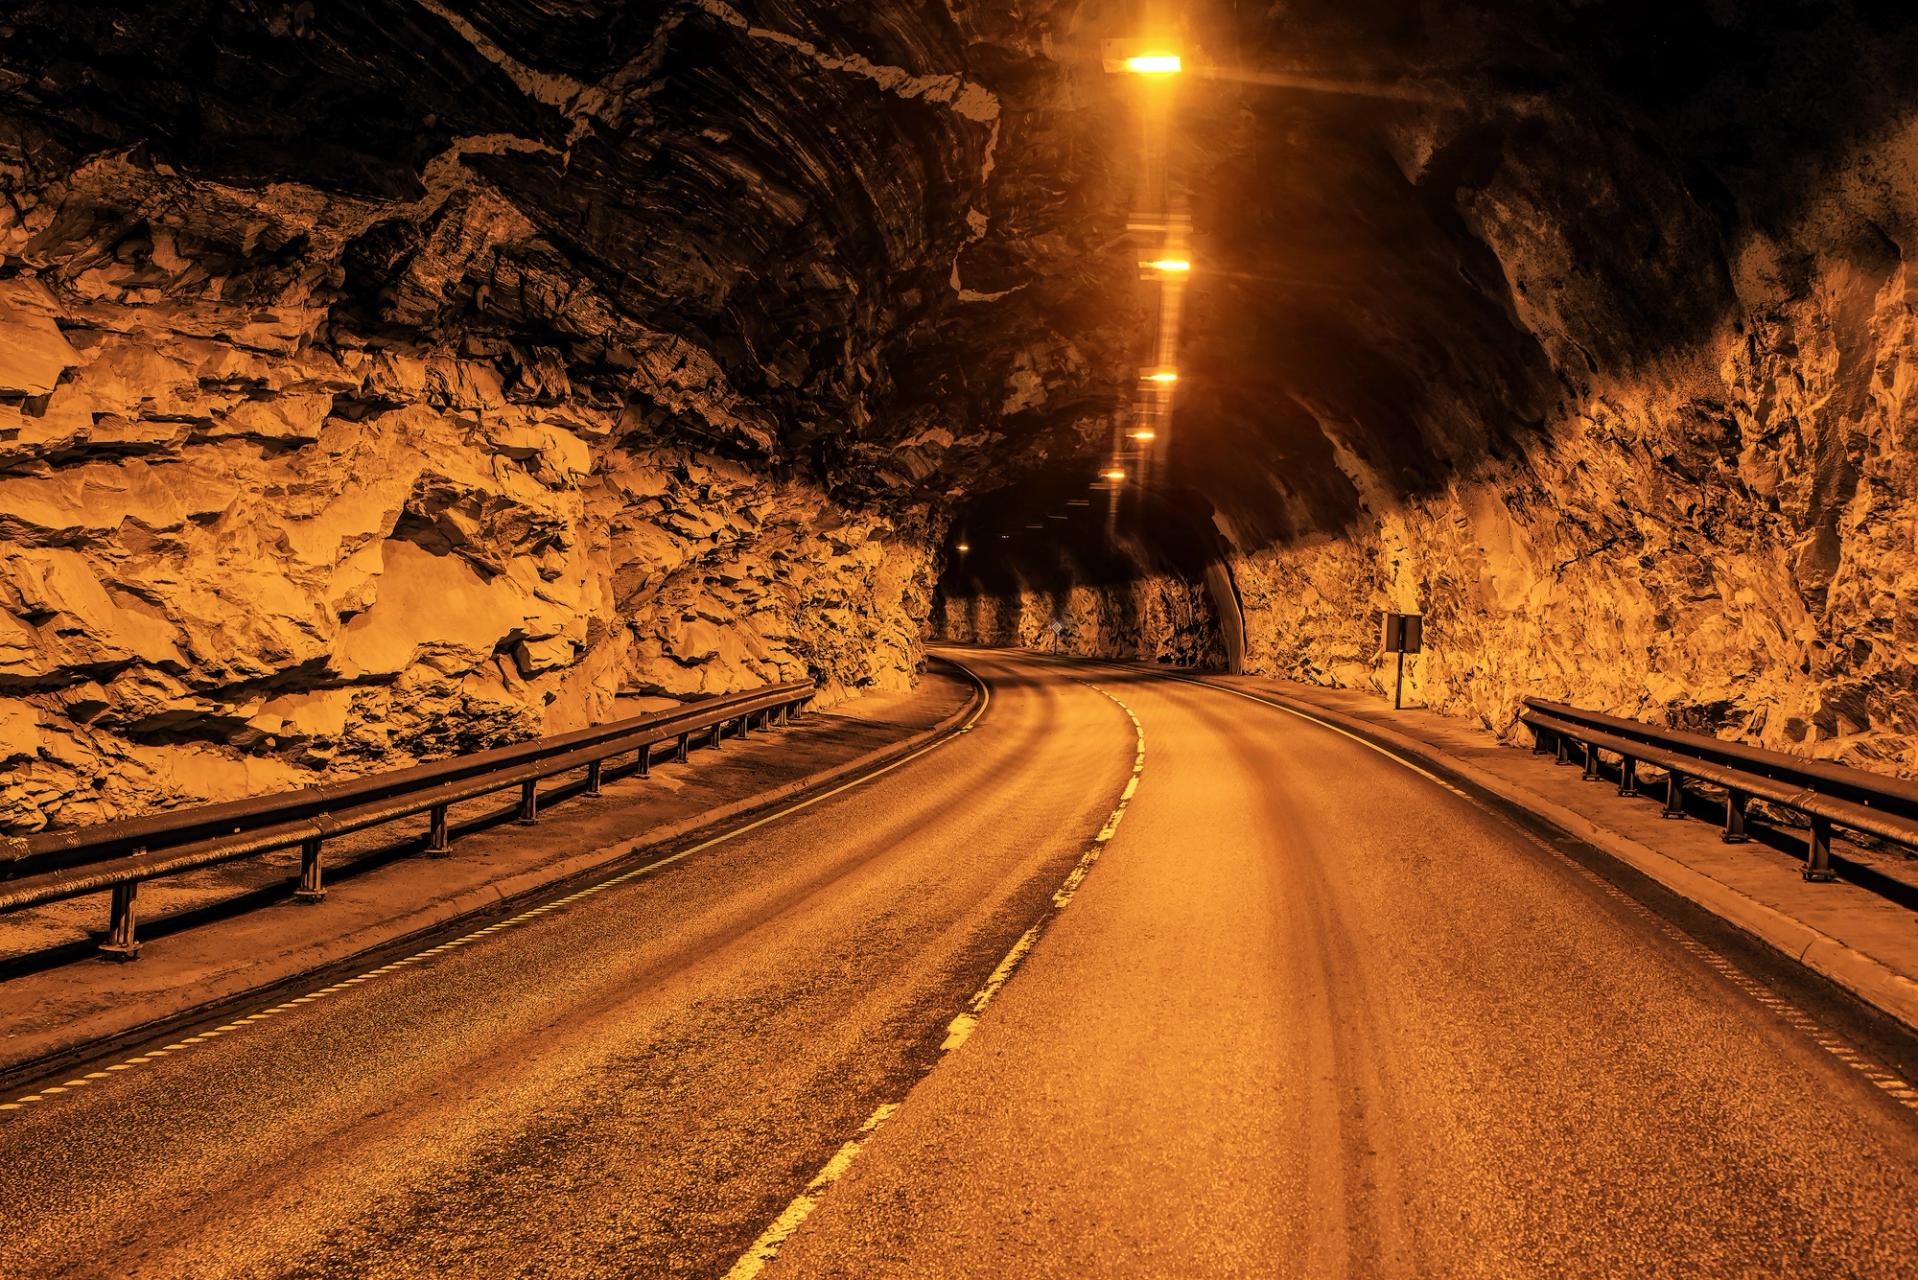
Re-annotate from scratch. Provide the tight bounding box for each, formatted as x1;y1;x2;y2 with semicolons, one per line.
1383;612;1423;654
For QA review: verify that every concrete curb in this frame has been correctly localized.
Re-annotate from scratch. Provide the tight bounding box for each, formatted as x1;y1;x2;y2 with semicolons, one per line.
1;663;988;1084
1180;673;1918;1036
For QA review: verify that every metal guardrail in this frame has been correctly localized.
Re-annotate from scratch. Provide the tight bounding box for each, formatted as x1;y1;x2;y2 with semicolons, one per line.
1521;698;1918;884
0;680;815;959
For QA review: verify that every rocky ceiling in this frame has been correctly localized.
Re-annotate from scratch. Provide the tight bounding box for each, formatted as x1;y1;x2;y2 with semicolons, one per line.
0;0;1148;501
3;0;1916;828
8;0;1915;535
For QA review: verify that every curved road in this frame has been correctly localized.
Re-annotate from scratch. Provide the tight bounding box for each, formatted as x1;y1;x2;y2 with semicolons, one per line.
0;648;1914;1278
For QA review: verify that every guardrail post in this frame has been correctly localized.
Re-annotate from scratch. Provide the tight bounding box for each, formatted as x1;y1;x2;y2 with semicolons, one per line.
737;714;749;739
1803;817;1837;882
638;744;651;778
1722;791;1750;844
295;837;326;902
1581;743;1600;781
427;804;450;855
100;880;140;961
1555;735;1574;766
1662;770;1686;819
1617;756;1638;797
586;759;603;797
519;780;539;824
1530;726;1549;755
710;721;724;750
677;732;689;763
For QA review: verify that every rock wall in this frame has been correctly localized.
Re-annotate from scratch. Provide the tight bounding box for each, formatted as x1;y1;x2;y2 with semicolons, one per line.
0;1;1147;833
933;570;1222;667
0;272;936;833
1228;146;1918;776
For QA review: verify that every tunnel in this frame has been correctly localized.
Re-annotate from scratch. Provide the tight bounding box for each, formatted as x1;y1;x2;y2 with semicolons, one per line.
4;0;1913;829
1;3;1917;1276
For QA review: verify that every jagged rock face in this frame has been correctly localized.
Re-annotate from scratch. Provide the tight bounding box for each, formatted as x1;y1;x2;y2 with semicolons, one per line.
1178;1;1918;773
0;310;938;826
6;0;1918;831
933;573;1222;667
0;1;1146;830
942;2;1918;775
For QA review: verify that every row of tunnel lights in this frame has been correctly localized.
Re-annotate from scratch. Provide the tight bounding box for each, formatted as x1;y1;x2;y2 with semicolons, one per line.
955;51;1188;557
1112;51;1188;485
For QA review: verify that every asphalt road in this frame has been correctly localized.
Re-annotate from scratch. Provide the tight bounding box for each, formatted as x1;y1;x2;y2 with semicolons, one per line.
2;649;1915;1279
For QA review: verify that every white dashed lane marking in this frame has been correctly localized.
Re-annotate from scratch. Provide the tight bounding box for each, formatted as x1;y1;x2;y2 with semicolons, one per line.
724;667;1148;1279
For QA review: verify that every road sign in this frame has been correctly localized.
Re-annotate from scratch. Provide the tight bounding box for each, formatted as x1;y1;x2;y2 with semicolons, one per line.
1383;613;1423;654
1382;612;1423;710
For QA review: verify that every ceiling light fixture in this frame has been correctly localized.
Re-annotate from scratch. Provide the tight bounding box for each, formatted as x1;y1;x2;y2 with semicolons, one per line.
1123;54;1183;75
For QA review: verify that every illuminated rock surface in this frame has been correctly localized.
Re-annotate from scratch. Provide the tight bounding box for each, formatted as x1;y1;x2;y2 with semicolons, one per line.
0;1;1136;828
3;1;1917;827
943;2;1918;776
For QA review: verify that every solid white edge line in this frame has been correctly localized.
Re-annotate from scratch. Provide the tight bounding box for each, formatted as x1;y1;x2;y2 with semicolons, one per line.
4;659;995;1119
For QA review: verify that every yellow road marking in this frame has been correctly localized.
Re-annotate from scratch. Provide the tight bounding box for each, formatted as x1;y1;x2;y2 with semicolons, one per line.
721;654;1146;1275
724;1103;900;1280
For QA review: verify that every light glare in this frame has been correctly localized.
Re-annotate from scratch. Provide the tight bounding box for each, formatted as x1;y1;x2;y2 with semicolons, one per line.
1124;54;1183;75
1145;258;1191;273
1102;467;1127;481
1145;371;1179;383
1127;428;1157;441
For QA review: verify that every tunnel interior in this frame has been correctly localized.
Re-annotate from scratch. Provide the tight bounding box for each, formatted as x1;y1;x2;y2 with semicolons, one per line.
1;0;1916;831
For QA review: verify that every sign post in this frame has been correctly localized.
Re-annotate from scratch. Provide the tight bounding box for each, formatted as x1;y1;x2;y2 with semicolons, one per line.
1382;612;1423;710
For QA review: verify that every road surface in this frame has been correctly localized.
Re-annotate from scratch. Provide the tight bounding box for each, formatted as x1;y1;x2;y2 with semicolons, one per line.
0;648;1913;1278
